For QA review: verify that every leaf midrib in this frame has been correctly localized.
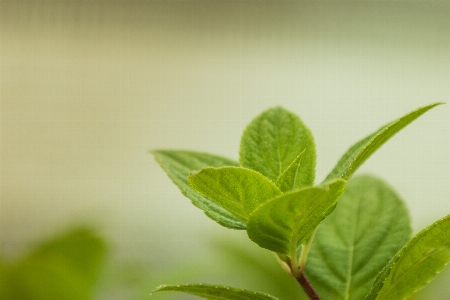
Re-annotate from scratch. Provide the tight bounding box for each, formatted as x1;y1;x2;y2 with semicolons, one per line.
289;191;326;252
193;170;250;221
291;150;305;190
275;118;283;178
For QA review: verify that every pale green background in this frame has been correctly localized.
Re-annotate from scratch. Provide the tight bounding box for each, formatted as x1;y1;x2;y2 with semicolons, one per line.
1;1;450;298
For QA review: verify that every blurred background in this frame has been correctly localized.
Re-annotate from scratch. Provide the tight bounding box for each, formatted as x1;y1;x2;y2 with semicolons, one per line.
1;1;449;299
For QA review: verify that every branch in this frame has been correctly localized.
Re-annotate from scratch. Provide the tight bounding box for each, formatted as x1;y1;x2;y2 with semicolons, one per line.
295;272;321;300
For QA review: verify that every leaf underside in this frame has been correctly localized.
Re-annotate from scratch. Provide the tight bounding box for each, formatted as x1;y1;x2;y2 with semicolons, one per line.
306;175;412;300
246;179;347;255
240;106;316;188
325;102;443;182
366;214;450;300
151;284;280;300
151;150;246;229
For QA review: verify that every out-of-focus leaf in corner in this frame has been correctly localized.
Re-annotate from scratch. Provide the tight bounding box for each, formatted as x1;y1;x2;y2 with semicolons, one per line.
0;227;106;300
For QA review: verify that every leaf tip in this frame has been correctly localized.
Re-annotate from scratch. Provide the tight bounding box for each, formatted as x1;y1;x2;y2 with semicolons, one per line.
150;284;167;295
422;101;445;111
149;149;165;159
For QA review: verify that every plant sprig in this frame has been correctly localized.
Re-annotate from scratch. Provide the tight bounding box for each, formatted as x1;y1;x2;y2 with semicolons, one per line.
152;103;449;300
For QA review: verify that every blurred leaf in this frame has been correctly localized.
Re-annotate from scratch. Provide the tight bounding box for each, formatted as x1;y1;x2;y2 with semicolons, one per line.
151;284;279;300
151;150;245;229
188;167;282;223
240;107;316;187
246;179;346;255
0;227;106;300
208;239;308;300
306;175;411;300
325;102;443;182
366;214;450;300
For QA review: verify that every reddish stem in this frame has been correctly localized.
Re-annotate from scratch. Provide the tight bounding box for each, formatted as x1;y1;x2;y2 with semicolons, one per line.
295;272;321;300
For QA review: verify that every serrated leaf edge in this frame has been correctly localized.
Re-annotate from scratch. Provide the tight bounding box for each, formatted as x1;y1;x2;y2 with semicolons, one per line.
150;150;246;230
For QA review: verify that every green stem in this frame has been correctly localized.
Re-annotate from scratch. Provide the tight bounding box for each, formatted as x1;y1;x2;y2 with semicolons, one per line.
298;227;317;271
290;227;320;300
290;235;300;278
274;253;292;276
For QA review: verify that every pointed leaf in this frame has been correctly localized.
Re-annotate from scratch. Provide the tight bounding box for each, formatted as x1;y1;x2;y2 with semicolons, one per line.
188;167;282;223
276;149;307;192
325;102;443;181
366;214;450;300
240;107;316;187
151;150;245;229
306;175;412;300
151;284;279;300
246;179;346;255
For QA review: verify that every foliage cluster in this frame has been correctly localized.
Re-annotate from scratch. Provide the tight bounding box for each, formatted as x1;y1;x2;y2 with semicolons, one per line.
151;103;450;300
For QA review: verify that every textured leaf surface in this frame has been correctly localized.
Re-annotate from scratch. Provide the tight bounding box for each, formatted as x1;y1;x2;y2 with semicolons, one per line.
366;214;450;300
188;167;282;223
276;149;307;192
306;175;411;300
246;179;346;255
240;107;316;187
325;102;442;181
151;150;245;229
151;284;279;300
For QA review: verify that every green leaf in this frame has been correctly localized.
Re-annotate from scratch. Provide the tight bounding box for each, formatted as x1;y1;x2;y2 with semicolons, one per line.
0;227;105;300
151;150;246;229
365;214;450;300
325;102;443;181
188;167;282;223
305;175;412;300
151;284;279;300
240;107;316;187
246;179;346;255
276;149;307;192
